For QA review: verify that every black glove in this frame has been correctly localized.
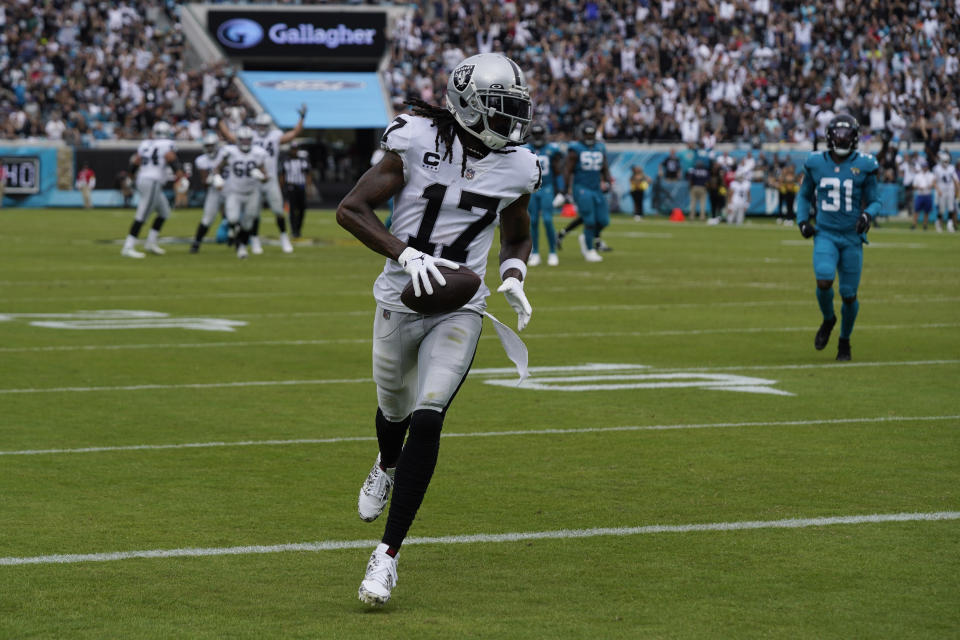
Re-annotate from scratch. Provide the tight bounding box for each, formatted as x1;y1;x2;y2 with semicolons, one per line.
856;211;871;234
297;103;307;119
798;220;815;238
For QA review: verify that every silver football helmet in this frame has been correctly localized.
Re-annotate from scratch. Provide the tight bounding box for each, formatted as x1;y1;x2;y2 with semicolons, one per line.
939;150;951;166
236;126;254;152
152;121;172;139
202;132;219;155
445;53;532;150
254;112;272;135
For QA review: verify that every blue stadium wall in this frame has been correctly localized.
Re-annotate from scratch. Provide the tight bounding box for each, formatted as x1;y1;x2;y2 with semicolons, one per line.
0;144;946;215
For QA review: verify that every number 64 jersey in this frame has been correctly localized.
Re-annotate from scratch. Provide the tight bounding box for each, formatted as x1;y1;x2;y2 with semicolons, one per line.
374;114;542;313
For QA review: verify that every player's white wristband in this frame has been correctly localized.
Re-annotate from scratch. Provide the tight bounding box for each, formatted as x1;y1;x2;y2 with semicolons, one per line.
499;258;527;281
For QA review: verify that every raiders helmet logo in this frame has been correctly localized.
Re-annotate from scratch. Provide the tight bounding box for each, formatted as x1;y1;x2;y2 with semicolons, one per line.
452;65;475;92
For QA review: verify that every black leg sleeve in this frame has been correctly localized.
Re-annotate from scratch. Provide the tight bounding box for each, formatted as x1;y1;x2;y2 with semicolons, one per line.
381;409;444;550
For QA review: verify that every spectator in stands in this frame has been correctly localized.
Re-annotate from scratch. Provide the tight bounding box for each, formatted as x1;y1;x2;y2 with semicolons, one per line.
75;163;96;209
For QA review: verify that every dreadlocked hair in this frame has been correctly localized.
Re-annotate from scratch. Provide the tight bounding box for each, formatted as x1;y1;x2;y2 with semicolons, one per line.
403;97;514;178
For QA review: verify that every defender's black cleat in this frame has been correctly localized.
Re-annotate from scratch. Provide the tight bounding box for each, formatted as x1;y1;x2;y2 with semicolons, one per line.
556;229;566;251
836;338;851;361
189;242;200;254
815;315;837;350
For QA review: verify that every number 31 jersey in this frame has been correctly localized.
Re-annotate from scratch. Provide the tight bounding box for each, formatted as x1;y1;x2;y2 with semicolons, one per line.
374;114;541;313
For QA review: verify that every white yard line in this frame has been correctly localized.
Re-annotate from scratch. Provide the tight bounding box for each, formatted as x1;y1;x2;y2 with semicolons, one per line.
1;359;957;395
1;511;956;566
1;414;956;457
3;325;959;354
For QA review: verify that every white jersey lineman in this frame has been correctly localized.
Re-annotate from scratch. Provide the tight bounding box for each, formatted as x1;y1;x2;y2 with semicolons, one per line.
934;160;958;221
254;127;294;252
220;144;269;232
254;129;285;213
121;125;180;258
195;147;228;227
133;137;176;222
373;114;541;314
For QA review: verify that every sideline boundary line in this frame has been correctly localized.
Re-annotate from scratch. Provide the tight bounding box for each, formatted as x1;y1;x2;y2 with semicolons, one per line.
2;511;956;566
2;414;957;457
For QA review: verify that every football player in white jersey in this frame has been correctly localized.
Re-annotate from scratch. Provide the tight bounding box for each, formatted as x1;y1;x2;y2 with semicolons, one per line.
215;126;270;259
190;132;229;252
220;105;305;253
934;150;958;233
337;53;539;607
121;121;185;258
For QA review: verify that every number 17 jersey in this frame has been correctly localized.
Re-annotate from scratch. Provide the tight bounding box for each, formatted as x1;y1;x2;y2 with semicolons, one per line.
374;114;541;313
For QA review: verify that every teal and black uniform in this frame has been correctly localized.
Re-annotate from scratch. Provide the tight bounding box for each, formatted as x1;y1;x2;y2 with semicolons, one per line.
525;139;563;257
796;148;881;345
567;138;610;250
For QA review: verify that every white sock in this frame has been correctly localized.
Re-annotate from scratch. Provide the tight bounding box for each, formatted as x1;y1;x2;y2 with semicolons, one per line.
146;229;159;245
123;236;136;250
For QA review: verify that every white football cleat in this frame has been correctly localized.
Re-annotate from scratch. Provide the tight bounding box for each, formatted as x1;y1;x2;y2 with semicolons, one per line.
358;543;398;606
547;253;559;266
584;249;603;262
935;220;943;233
121;246;145;259
948;220;956;233
527;253;541;267
280;233;294;254
250;236;264;255
577;234;589;258
236;244;249;259
358;454;394;522
144;242;166;255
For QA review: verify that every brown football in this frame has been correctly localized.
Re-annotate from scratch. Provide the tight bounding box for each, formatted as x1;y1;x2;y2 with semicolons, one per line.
400;265;482;315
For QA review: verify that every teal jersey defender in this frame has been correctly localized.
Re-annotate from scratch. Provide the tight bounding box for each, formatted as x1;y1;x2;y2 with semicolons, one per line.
525;141;564;193
796;150;881;234
567;140;608;191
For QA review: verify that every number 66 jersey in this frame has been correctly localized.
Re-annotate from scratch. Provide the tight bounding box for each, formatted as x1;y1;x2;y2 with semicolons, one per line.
374;114;542;313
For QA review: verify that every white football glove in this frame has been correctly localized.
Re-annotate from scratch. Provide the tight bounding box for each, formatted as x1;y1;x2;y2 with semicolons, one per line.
212;174;225;190
251;167;266;182
397;247;459;297
205;173;214;186
552;192;567;209
175;176;190;193
497;277;532;331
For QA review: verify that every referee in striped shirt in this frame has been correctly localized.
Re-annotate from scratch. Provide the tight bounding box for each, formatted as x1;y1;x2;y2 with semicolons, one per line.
280;141;312;239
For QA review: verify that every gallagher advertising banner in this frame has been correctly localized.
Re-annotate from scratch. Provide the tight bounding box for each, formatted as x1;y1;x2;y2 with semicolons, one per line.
208;10;386;67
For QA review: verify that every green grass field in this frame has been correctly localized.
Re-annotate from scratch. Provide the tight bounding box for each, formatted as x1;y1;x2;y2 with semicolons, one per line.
1;207;958;639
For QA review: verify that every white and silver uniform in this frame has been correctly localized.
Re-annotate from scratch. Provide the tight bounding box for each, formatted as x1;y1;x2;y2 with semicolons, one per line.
195;148;227;226
134;138;176;222
254;128;285;215
371;115;541;420
220;144;269;230
374;114;541;314
934;163;958;214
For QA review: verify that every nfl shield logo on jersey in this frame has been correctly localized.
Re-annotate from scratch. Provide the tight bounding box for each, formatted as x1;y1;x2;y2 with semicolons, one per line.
452;65;475;92
464;167;476;180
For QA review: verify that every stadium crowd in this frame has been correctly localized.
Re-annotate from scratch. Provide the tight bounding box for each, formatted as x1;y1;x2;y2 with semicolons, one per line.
1;0;958;149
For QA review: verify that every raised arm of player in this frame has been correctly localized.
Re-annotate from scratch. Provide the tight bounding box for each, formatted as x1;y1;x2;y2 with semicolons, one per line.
218;120;238;144
336;150;408;260
279;104;307;144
